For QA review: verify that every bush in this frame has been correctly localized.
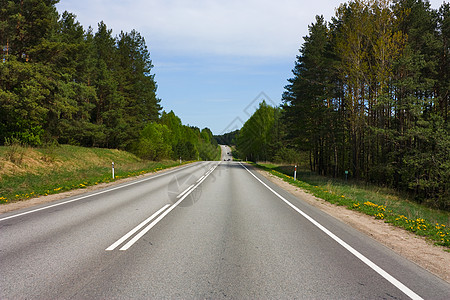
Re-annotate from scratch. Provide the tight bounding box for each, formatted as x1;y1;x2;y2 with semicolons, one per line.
133;122;172;161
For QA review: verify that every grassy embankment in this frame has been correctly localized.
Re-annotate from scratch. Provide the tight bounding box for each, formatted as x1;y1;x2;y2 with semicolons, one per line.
0;144;189;204
253;162;450;249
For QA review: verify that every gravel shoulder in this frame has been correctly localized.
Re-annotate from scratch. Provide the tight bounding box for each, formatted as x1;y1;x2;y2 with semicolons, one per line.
256;168;450;283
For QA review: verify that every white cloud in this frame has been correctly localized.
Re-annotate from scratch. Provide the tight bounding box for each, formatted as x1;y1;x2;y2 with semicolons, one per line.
57;0;345;58
57;0;446;59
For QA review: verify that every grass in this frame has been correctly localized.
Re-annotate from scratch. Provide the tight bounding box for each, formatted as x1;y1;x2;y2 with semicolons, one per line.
253;162;450;249
0;144;189;204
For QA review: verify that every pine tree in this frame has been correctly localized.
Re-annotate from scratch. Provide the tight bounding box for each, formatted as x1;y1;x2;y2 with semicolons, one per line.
437;3;449;122
281;0;448;206
283;15;338;174
116;30;161;148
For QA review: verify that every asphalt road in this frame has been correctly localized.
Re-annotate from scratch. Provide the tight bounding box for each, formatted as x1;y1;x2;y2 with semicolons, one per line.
1;145;449;299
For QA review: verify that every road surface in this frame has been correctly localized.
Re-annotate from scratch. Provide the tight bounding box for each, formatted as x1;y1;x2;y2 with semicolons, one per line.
1;146;449;299
220;144;233;161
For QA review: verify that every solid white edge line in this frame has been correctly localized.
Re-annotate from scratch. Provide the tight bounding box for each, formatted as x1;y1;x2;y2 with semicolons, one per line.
106;204;171;251
177;184;195;199
119;162;220;250
0;162;202;222
239;162;423;300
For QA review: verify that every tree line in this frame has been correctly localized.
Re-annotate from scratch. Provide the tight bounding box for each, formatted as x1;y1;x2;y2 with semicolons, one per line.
214;130;239;147
134;111;219;161
0;0;219;160
236;0;449;209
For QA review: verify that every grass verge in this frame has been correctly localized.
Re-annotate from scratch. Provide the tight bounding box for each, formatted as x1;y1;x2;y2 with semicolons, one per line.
0;145;192;204
252;162;450;249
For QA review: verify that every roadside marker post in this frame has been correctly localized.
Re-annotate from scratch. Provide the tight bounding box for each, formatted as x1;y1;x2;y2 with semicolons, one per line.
112;162;115;179
294;165;297;181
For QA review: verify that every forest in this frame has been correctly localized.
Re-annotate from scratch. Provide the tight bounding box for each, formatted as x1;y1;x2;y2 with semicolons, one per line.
1;0;448;208
235;0;449;209
0;0;219;161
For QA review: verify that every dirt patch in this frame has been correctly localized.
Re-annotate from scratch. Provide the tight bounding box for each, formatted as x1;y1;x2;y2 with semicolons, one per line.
0;148;61;179
256;169;450;283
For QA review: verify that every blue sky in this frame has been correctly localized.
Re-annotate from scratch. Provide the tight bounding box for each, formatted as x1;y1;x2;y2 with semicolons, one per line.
56;0;445;135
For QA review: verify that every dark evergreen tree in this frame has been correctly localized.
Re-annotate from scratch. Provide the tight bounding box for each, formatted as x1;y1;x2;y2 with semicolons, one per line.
1;1;162;149
437;3;449;122
283;15;338;175
281;0;449;208
116;30;161;148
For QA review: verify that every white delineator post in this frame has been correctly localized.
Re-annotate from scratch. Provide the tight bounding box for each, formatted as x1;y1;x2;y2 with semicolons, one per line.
294;165;297;181
112;162;115;179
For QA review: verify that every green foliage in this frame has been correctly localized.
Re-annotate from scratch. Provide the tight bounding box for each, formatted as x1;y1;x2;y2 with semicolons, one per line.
400;115;450;208
235;101;292;163
214;129;239;145
160;111;183;146
173;141;198;161
132;111;220;161
283;14;339;175
273;147;305;165
282;0;450;209
236;101;284;162
0;57;50;146
133;122;172;161
198;143;220;161
0;1;161;149
0;0;209;165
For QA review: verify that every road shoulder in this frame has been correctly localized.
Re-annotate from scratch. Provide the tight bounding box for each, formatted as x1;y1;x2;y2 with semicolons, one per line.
255;168;450;283
0;163;192;214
